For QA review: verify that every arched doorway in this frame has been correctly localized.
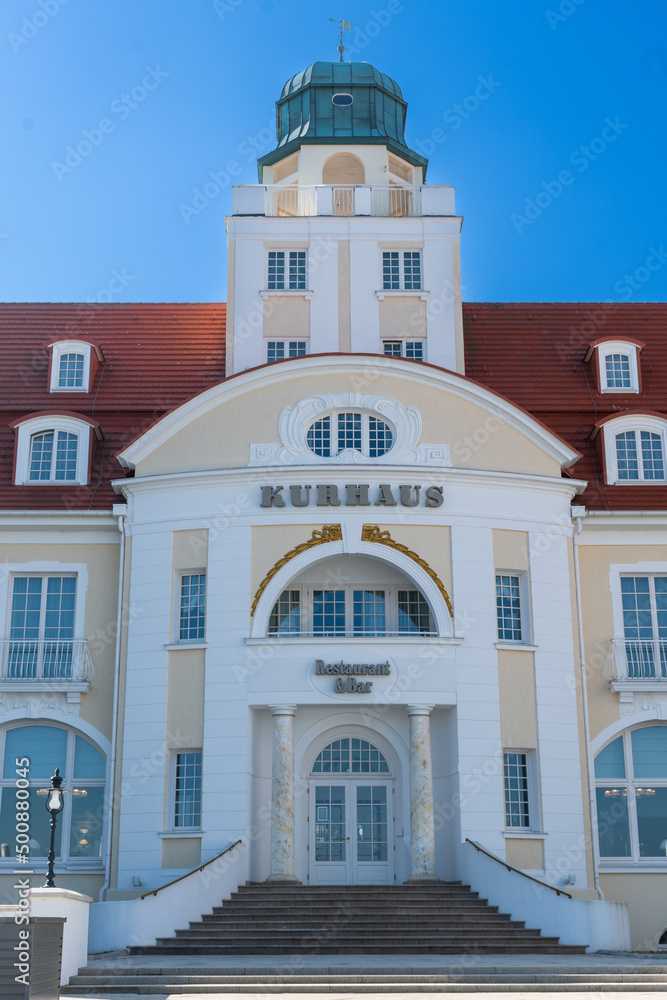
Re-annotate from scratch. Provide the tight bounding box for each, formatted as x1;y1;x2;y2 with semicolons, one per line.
308;736;394;884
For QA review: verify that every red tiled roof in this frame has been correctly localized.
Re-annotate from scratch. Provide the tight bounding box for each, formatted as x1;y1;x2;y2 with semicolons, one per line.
464;302;667;510
0;303;226;510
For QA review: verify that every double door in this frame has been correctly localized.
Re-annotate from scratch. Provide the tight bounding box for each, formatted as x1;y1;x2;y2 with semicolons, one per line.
309;780;394;884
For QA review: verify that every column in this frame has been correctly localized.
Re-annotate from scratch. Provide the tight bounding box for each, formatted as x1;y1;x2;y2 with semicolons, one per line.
267;705;299;882
406;704;439;882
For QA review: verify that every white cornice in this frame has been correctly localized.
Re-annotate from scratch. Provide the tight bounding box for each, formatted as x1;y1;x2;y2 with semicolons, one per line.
117;356;581;472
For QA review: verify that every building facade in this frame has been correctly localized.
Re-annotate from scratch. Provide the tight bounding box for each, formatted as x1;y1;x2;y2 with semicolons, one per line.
0;59;665;951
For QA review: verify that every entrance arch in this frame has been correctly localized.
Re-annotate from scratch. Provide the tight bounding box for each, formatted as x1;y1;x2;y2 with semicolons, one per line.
307;735;395;884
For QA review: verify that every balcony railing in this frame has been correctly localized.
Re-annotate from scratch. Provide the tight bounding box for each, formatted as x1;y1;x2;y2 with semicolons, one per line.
261;184;427;218
607;638;667;681
0;639;95;683
267;630;436;639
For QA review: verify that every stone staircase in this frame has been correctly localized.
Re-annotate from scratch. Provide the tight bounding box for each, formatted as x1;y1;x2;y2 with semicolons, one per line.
65;963;667;995
134;883;586;956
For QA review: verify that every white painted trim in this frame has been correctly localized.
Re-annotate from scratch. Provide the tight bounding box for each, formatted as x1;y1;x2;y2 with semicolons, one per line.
49;340;92;393
14;415;92;486
375;290;430;301
117;356;581;471
503;831;548;839
609;561;667;641
596;341;640;394
164;642;208;651
602;414;667;485
260;289;314;300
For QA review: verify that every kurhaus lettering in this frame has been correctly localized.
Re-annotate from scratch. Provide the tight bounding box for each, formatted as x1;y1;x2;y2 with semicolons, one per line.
261;484;444;508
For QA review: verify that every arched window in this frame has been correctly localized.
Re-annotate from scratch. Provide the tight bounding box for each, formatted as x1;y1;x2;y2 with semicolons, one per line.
49;340;97;393
306;412;393;458
312;738;389;774
598;415;667;484
594;725;667;861
0;724;106;863
11;414;97;486
268;555;433;637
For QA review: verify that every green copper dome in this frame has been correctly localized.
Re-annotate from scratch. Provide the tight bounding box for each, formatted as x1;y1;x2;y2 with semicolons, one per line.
257;60;427;177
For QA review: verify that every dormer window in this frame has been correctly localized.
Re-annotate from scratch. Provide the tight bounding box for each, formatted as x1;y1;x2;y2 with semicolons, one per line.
49;340;101;393
584;338;643;394
595;414;667;484
11;414;100;486
306;412;393;459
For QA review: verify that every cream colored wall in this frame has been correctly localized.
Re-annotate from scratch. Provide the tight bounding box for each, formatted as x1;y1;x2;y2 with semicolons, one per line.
251;523;452;613
162;837;201;869
578;542;667;742
338;241;351;352
295;144;389;186
262;296;310;340
166;650;205;748
493;529;529;572
506;839;544;870
498;651;537;746
136;372;563;479
0;542;119;743
379;297;427;340
599;873;667;950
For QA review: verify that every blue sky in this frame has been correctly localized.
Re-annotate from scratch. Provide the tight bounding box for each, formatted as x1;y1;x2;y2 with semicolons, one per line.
1;0;666;304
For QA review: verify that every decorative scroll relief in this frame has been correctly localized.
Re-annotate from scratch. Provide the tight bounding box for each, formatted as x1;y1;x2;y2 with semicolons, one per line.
361;524;454;618
248;392;451;467
250;524;342;617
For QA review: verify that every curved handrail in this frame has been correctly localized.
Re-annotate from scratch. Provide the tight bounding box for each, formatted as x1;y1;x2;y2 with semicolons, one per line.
140;839;242;899
465;838;572;899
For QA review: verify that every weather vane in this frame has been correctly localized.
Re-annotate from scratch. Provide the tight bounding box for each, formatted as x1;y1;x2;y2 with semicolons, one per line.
330;15;357;62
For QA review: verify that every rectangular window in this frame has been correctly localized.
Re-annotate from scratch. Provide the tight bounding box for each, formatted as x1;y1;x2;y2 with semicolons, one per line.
397;589;431;634
337;412;362;453
173;751;202;829
382;251;422;290
503;751;531;828
382;340;425;360
605;353;631;389
353;590;386;635
621;575;667;678
58;352;85;389
496;574;523;642
8;576;76;680
615;430;665;481
312;590;346;636
267;250;306;290
266;340;308;362
179;573;206;641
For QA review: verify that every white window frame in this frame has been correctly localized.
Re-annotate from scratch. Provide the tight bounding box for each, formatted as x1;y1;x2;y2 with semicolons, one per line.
597;341;640;393
495;570;531;645
594;725;667;865
13;415;92;486
382;340;426;360
49;341;93;393
169;749;203;832
2;562;87;639
266;340;309;363
603;415;667;484
503;748;540;832
266;249;308;291
267;583;435;638
381;250;422;291
175;570;207;644
0;722;106;868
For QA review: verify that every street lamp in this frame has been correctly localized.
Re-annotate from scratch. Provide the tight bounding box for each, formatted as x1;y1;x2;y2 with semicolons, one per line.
44;768;65;888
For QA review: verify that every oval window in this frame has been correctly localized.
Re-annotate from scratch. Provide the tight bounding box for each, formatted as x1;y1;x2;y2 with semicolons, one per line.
332;93;354;107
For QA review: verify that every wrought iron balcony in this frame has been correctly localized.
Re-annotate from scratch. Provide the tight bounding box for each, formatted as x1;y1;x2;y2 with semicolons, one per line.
0;638;95;683
231;184;455;218
607;638;667;682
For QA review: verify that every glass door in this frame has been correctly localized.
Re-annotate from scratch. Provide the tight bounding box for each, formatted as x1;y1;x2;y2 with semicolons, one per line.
309;780;393;884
